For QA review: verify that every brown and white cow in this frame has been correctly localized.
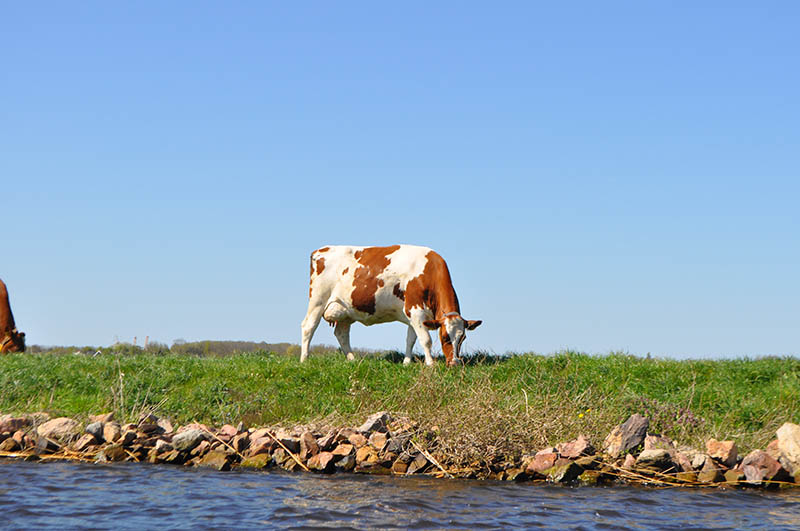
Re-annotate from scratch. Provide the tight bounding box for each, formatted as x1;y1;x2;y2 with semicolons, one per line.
301;245;481;366
0;279;25;354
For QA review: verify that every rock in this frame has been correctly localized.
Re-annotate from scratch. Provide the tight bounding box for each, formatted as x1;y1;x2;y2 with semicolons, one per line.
578;470;602;486
545;461;583;483
385;433;410;454
332;443;354;456
602;414;649;458
308;451;336;472
776;422;800;475
155;439;173;454
391;459;409;474
706;438;738;468
691;453;709;470
250;428;272;441
162;449;188;465
348;432;368;448
35;437;61;454
198;450;235;471
675;471;698;483
358;411;392;434
248;438;274;457
741;450;792;486
96;444;127;462
525;450;558;476
622;454;637;469
0;415;31;433
120;430;138;447
766;439;781;460
274;431;300;454
644;434;675;453
505;467;527;481
636;449;676;472
335;454;356;472
218;424;238;438
72;433;97;452
156;418;173;434
0;437;20;451
240;454;272;469
37;418;80;440
85;422;104;440
103;423;122;443
317;430;339;451
724;469;745;486
674;451;694;472
355;462;392;475
697;463;725;484
300;431;320;459
89;412;115;423
574;456;600;470
190;440;211;457
232;432;250;454
356;446;378;464
172;429;208;452
406;453;429;474
138;423;163;435
369;432;388;451
557;435;595;459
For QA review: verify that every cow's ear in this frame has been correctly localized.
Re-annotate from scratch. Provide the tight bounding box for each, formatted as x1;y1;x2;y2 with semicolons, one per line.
465;320;482;330
423;319;440;330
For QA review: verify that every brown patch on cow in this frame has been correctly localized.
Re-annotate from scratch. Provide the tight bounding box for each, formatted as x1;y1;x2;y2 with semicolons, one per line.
438;328;455;365
403;251;460;320
351;245;400;315
315;257;325;275
342;267;349;275
0;279;25;353
317;246;330;253
377;279;384;288
392;284;405;301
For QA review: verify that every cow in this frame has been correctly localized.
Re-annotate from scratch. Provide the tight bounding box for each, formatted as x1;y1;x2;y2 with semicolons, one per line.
0;279;25;354
300;245;481;366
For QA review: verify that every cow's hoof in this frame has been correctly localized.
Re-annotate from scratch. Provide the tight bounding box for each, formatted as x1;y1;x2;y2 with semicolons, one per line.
346;352;356;361
402;357;412;365
447;358;464;367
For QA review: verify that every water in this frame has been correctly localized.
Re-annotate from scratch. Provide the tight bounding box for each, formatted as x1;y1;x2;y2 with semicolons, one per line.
2;460;800;530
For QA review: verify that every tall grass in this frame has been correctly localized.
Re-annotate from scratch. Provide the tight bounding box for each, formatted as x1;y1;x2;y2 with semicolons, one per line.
1;350;798;466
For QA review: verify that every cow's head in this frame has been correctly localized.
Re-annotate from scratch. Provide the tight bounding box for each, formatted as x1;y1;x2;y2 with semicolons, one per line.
424;313;481;366
0;328;25;354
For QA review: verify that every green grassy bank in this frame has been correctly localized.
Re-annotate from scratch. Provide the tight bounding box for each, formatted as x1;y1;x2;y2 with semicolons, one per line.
1;350;798;466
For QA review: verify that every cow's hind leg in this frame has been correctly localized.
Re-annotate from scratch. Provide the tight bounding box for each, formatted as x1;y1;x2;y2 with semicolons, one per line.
300;304;324;363
403;325;416;365
333;321;356;361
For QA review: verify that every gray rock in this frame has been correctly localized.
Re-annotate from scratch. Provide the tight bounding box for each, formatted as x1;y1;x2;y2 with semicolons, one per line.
602;414;649;458
85;422;104;440
171;429;208;452
37;418;80;440
741;449;792;485
358;411;392;434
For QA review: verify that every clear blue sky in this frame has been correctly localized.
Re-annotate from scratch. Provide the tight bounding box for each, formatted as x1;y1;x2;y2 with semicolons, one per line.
3;2;798;358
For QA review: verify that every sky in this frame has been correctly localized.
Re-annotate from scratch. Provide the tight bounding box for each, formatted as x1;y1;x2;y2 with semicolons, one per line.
3;2;798;358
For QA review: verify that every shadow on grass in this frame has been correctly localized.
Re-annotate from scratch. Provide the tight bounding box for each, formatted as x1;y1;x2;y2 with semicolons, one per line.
380;350;510;366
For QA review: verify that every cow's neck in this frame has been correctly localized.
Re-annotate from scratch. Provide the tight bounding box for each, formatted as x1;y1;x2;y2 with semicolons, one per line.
432;284;460;319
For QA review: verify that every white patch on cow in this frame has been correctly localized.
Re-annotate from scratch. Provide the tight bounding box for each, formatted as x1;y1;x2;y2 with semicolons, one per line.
301;245;443;365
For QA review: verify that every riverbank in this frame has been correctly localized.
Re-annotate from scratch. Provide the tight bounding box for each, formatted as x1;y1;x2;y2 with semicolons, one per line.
1;409;799;488
1;350;799;485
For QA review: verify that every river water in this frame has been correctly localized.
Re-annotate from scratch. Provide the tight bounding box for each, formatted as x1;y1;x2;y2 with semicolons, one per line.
2;460;799;530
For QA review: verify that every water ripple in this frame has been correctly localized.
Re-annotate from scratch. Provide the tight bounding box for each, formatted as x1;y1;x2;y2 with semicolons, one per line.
1;460;800;529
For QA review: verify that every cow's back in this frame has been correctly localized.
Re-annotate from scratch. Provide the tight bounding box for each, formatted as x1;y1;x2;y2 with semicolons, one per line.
308;245;433;325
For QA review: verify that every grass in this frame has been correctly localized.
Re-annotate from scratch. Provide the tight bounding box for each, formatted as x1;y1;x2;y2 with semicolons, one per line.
1;349;798;468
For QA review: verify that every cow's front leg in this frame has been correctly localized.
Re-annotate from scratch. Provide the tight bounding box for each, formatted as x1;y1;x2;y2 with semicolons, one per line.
334;321;356;361
403;325;416;365
410;322;435;366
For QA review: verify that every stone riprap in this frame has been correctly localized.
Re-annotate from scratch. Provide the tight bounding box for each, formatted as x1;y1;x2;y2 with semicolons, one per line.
1;412;798;489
